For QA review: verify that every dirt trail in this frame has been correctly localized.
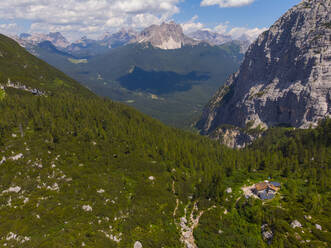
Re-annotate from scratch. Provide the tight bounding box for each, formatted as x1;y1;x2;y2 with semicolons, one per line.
172;181;179;217
180;203;215;248
172;180;215;248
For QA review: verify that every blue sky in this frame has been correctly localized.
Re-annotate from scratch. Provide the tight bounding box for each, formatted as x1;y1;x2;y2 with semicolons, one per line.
175;0;300;28
0;0;301;41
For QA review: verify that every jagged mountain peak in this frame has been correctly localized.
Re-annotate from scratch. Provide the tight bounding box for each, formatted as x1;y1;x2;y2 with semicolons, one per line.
99;29;138;48
133;22;199;50
17;32;69;48
197;0;331;147
100;28;137;40
188;29;233;46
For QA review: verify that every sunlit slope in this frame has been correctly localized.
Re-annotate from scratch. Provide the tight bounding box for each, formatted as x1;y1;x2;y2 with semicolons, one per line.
0;34;91;96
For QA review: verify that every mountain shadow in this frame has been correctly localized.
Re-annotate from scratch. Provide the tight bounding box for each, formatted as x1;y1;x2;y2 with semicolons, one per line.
37;41;72;57
117;66;210;95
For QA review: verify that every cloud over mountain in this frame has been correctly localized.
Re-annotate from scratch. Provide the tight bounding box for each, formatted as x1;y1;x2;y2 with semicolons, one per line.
182;16;266;43
0;23;22;35
181;15;205;34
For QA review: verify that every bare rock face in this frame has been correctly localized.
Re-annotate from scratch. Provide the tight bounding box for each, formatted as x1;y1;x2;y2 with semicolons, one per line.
134;241;142;248
197;0;331;144
133;22;199;50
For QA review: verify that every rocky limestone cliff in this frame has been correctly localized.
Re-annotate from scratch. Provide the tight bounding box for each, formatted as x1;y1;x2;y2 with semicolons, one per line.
133;22;199;50
197;0;331;146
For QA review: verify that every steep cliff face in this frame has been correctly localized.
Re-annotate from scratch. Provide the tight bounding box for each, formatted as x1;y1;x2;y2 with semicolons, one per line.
198;0;331;141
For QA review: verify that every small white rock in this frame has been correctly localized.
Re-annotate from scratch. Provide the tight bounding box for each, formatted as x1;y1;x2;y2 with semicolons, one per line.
0;156;6;165
134;241;143;248
291;220;302;229
47;183;59;191
3;186;21;193
226;187;232;194
82;205;93;212
304;215;312;220
10;153;23;161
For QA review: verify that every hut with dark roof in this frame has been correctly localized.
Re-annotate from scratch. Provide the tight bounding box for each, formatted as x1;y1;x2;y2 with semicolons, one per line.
258;190;275;200
270;182;281;188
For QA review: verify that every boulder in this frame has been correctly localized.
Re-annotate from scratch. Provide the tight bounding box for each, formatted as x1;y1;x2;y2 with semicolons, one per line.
291;220;302;229
226;187;232;193
134;241;142;248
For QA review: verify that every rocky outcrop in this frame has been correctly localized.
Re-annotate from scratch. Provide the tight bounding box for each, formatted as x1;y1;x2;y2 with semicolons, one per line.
291;220;302;229
261;224;273;243
208;125;259;148
133;22;200;50
134;241;143;248
197;0;331;145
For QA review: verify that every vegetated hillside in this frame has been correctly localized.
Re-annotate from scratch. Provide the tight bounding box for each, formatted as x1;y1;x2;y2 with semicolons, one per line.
0;35;91;97
195;120;331;247
0;34;330;247
32;41;243;128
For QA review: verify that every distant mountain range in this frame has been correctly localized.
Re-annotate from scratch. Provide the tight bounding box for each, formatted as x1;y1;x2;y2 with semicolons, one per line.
17;32;70;48
11;22;248;128
189;30;233;45
13;22;252;58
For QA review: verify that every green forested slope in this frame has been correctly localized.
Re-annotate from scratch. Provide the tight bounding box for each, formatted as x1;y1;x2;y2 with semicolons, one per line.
0;34;91;97
0;34;330;247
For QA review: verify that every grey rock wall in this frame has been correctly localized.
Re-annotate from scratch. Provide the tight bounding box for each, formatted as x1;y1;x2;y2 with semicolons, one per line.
198;0;331;143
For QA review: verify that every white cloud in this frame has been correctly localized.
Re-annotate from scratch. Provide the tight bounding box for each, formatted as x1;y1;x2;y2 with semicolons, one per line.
213;22;229;34
0;0;181;40
201;0;255;8
210;21;266;42
227;26;267;41
181;15;205;34
181;15;266;42
0;23;22;36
